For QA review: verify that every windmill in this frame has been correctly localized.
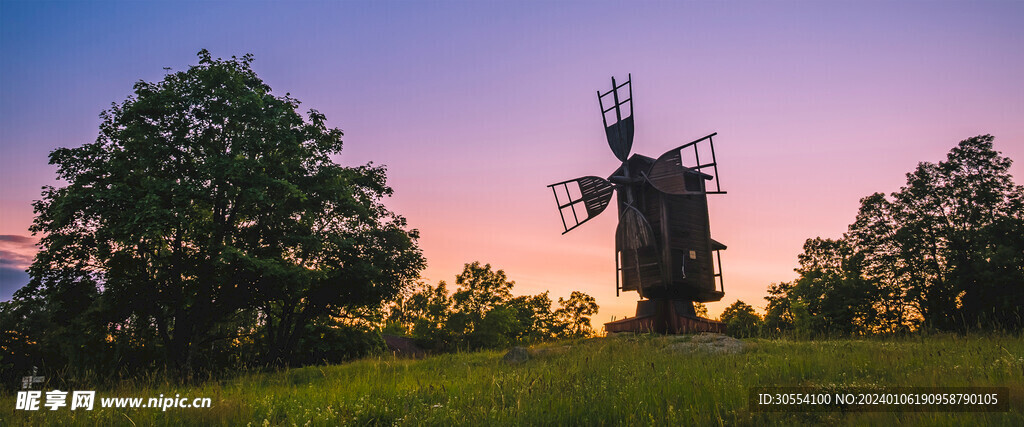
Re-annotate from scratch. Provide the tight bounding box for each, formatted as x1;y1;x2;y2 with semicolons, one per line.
548;75;727;334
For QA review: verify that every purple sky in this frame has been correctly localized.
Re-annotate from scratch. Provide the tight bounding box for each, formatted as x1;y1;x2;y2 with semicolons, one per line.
2;1;1023;321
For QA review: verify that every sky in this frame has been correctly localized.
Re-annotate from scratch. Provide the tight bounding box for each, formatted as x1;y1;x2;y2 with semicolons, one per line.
1;1;1023;323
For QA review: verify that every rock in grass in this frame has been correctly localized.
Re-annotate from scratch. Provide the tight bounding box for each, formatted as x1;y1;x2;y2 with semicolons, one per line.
503;346;530;364
666;333;748;354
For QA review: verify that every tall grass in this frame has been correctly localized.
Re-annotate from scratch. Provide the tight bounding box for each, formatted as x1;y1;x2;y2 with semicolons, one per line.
2;333;1022;425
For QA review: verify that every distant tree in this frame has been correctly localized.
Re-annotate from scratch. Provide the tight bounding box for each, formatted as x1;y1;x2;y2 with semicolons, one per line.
847;193;917;333
790;299;814;337
9;50;424;374
719;300;761;338
471;305;520;349
387;280;449;336
762;281;794;335
447;262;515;342
555;291;600;338
693;302;709;318
408;281;456;350
507;292;558;341
386;262;599;349
451;262;514;320
790;237;877;334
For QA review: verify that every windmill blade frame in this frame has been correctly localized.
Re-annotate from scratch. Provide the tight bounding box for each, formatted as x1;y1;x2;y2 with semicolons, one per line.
598;74;634;162
645;132;726;195
547;176;614;234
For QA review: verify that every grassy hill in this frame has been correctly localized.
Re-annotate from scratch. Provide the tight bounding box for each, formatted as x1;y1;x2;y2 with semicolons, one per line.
3;334;1023;425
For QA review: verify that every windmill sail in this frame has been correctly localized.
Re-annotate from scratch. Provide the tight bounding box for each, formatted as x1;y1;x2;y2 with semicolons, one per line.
616;205;653;250
599;75;634;162
604;115;634;162
646;132;725;195
547;176;614;234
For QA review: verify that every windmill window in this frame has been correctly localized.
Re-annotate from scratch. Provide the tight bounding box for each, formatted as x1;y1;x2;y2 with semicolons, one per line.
689;250;697;260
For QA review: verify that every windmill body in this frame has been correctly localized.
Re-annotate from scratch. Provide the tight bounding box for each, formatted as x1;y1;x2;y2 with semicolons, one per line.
548;75;727;334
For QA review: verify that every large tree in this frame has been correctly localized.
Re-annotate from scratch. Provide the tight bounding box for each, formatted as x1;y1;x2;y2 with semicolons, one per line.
850;135;1024;329
9;50;424;373
767;135;1024;334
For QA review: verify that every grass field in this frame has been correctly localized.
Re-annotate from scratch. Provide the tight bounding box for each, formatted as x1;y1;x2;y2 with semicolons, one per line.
3;333;1023;425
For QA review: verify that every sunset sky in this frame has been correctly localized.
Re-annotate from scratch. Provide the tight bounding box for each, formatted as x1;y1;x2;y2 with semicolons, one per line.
2;1;1022;323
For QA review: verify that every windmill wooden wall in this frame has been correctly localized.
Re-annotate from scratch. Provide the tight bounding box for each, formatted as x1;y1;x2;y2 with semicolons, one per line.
615;155;724;303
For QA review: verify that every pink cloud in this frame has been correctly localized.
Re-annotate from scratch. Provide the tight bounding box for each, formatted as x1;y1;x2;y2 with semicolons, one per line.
0;235;38;270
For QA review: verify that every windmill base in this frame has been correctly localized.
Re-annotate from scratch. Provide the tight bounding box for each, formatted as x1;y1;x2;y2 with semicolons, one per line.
604;299;725;334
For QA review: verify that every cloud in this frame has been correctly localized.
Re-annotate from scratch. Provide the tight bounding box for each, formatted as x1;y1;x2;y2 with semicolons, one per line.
0;249;33;268
0;235;35;244
0;234;37;270
0;266;29;301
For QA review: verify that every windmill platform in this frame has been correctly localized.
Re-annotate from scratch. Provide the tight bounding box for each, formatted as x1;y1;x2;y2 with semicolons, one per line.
605;299;725;334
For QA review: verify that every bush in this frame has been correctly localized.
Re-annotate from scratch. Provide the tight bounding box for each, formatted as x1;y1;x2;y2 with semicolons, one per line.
720;300;763;338
294;321;385;365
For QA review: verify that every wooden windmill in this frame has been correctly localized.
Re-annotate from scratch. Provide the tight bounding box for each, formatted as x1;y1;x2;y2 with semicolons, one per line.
548;75;727;334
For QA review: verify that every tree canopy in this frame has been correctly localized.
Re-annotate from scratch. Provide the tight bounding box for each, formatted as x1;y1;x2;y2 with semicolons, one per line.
765;135;1024;334
719;300;762;338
